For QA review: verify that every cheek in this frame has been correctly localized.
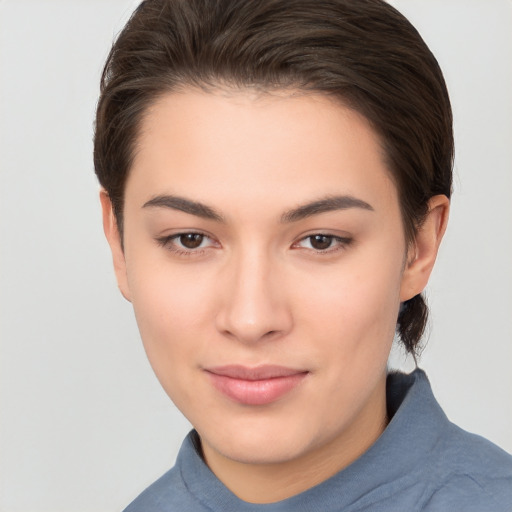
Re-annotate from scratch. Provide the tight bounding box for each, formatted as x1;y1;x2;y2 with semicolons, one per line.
128;239;215;320
126;257;216;387
292;249;403;358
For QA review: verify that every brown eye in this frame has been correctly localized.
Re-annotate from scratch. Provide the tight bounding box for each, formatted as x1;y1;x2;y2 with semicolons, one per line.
293;233;352;253
309;235;333;250
179;233;204;249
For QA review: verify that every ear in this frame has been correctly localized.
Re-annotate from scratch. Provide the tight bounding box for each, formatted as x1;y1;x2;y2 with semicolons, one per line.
99;190;132;302
400;195;450;302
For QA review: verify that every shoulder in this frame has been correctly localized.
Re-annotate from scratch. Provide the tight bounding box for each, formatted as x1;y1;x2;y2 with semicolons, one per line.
415;401;512;511
122;431;215;512
122;466;191;512
423;424;512;510
385;370;512;511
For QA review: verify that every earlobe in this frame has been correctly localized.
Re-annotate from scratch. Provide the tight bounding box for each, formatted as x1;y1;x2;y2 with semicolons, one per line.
400;195;450;302
99;190;132;302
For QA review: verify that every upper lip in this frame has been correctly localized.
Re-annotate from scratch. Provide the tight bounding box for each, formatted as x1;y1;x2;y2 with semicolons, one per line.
204;365;308;381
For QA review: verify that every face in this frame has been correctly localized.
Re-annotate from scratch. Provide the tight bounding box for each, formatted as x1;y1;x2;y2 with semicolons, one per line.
105;89;422;478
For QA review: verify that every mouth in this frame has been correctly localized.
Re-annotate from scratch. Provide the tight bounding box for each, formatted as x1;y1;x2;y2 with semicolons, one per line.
204;365;309;406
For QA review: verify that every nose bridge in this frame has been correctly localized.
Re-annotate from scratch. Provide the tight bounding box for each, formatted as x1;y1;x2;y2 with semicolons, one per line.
216;243;291;343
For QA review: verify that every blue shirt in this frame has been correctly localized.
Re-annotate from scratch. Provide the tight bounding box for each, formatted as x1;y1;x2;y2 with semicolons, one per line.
123;369;512;511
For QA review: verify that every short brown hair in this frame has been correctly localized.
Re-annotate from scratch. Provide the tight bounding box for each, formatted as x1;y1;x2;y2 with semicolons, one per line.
94;0;454;355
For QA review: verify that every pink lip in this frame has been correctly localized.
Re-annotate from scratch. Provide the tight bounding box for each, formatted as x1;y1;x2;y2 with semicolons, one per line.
204;365;308;406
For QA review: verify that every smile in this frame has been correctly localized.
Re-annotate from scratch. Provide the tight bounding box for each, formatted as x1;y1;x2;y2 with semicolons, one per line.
204;365;309;406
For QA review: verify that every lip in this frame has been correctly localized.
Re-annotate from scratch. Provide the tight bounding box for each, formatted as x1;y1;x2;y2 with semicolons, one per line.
204;365;309;406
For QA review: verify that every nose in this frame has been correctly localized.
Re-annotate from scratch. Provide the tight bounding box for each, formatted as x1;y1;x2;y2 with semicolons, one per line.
215;248;293;344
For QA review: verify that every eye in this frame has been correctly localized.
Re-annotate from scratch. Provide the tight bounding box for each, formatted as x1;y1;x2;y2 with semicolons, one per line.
306;234;335;250
177;233;207;249
293;234;352;253
156;232;217;254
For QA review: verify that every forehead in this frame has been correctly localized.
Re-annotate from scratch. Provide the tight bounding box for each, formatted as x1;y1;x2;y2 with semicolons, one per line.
127;88;399;219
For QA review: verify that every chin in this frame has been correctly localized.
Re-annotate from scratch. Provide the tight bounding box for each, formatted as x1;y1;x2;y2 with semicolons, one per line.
198;419;321;465
211;440;307;466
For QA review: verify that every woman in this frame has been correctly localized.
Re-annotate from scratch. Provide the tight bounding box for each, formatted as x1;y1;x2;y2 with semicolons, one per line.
94;0;512;510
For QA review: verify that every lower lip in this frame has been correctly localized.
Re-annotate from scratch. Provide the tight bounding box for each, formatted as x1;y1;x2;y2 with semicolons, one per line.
206;372;308;406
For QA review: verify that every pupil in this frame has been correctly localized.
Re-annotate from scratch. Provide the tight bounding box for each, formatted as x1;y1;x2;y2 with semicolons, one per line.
310;235;332;250
180;233;203;249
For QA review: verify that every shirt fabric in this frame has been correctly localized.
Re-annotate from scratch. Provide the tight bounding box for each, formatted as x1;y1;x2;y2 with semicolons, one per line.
123;369;512;511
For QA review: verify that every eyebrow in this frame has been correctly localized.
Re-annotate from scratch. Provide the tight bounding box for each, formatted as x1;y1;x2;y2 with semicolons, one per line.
142;193;374;223
281;195;374;223
143;195;225;222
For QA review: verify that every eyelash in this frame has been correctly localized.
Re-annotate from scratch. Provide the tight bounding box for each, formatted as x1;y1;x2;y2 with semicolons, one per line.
156;232;216;256
155;232;353;256
292;234;353;254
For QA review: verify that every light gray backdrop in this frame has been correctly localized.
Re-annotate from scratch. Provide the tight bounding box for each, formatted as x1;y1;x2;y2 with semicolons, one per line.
1;1;511;511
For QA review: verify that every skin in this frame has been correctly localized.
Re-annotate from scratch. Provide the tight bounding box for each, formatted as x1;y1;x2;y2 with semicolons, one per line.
101;89;449;503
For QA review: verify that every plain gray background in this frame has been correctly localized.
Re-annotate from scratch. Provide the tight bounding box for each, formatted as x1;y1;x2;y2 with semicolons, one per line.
1;1;511;511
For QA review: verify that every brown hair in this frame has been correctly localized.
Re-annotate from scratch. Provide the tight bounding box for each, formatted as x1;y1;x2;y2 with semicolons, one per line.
94;0;453;355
